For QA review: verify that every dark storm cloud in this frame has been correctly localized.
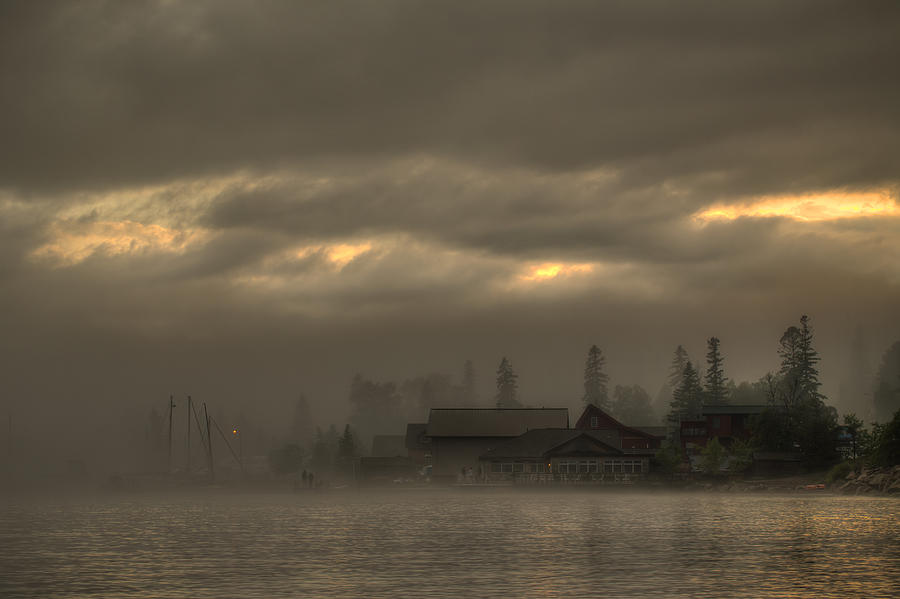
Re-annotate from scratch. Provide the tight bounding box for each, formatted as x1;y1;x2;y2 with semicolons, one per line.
2;0;898;196
1;1;899;471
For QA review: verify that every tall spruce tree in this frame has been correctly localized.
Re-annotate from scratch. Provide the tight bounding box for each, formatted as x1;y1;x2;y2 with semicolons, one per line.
668;345;690;390
670;360;703;419
777;315;822;406
495;357;521;408
703;337;729;405
766;314;837;465
583;344;610;409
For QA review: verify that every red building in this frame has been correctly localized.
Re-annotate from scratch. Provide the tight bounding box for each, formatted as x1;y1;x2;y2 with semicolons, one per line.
678;404;767;455
575;404;664;451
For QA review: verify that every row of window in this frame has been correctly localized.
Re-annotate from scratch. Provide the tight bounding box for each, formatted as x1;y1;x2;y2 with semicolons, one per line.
557;459;644;474
489;459;644;474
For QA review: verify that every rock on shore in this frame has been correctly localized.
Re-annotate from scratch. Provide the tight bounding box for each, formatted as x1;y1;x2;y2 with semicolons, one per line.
836;465;900;495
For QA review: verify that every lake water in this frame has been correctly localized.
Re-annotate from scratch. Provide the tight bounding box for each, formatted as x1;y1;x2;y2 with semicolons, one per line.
1;489;898;598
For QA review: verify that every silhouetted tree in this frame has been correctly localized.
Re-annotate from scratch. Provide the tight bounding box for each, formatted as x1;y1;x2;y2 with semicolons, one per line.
700;437;725;475
868;408;900;467
755;315;837;466
670;360;703;419
582;345;610;409
668;345;690;390
873;341;900;422
338;424;357;458
703;337;729;405
495;357;521;408
348;374;403;442
611;384;654;425
727;377;770;405
310;426;332;473
842;413;870;461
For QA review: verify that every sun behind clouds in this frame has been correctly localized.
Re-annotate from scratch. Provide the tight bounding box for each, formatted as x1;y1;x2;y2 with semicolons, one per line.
695;189;899;223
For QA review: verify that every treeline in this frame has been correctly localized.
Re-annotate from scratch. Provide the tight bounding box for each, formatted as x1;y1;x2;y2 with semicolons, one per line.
220;314;900;477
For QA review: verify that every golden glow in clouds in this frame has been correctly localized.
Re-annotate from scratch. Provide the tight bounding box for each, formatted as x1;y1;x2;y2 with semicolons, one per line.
695;189;899;223
32;220;210;265
520;262;593;282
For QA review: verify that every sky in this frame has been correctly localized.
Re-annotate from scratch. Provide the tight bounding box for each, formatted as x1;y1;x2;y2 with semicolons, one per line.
1;1;899;468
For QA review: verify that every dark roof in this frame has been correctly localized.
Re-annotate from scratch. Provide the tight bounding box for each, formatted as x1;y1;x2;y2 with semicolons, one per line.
576;404;664;439
426;408;569;437
480;429;622;460
405;423;430;451
634;426;667;437
371;435;408;457
702;404;768;415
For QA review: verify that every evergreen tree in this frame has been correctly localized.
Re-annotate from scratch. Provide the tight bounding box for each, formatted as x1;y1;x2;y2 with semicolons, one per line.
495;357;521;408
348;374;403;442
670;360;703;419
873;341;900;423
668;345;690;390
338;424;357;458
610;384;655;425
777;315;823;407
762;315;837;466
583;344;610;409
703;337;729;405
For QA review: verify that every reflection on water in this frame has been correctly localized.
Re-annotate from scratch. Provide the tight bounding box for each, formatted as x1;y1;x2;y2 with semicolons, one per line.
1;490;898;598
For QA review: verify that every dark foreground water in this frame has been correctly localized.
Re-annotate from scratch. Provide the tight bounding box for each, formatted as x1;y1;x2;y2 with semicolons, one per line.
1;489;898;598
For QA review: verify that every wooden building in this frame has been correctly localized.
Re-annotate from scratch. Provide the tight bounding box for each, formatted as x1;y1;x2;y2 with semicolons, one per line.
478;405;663;482
424;408;569;480
678;404;767;455
574;404;665;451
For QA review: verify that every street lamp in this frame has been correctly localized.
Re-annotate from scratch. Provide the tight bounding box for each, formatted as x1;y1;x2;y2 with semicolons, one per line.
232;427;243;475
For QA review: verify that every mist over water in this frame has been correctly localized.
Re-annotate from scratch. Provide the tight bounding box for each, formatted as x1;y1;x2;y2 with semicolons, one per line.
2;490;898;598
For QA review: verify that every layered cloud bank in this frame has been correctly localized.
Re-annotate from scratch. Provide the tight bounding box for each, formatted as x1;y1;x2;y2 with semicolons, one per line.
1;1;899;436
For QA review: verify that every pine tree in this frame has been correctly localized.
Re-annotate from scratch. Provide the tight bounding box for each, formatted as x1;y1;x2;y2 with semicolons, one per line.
338;424;356;458
668;345;690;390
670;360;703;419
495;357;521;408
611;384;654;425
797;315;822;401
703;337;729;405
583;344;610;409
777;315;823;406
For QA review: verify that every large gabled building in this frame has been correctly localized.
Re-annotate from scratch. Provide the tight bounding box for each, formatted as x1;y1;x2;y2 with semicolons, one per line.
477;405;663;482
424;408;569;480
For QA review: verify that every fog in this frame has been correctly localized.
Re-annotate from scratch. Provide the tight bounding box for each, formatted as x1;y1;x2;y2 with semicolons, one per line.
1;1;899;478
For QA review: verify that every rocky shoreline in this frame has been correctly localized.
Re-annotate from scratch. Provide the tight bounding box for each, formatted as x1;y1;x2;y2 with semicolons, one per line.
834;464;900;496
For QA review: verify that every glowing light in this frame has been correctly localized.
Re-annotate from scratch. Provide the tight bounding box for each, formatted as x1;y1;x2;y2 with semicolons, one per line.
292;241;374;268
31;220;211;265
520;262;593;282
695;189;899;223
326;242;373;266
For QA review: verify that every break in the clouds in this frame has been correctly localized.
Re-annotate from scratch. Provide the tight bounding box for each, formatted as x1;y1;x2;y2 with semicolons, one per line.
1;1;899;450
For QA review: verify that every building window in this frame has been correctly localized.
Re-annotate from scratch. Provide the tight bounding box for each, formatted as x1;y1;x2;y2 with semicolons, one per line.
712;417;721;429
491;462;501;473
590;416;599;428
